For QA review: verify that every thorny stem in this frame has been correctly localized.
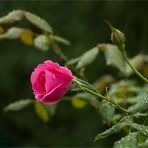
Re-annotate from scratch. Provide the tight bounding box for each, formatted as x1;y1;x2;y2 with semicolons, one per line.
73;77;128;114
119;44;148;83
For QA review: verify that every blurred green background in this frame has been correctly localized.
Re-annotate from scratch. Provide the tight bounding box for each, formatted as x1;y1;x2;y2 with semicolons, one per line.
0;0;148;147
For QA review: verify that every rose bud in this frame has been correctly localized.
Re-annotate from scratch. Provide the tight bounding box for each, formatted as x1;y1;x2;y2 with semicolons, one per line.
111;28;126;46
105;21;126;46
31;60;74;105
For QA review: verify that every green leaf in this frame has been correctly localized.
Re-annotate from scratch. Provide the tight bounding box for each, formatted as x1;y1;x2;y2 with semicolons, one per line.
71;97;87;109
113;133;138;148
94;121;127;142
112;114;122;124
50;35;71;45
0;27;23;39
132;123;148;136
34;35;50;51
145;55;148;62
139;139;148;148
100;101;115;124
104;44;125;73
128;93;148;114
133;113;148;118
143;84;148;94
4;99;32;112
46;104;57;116
137;134;146;144
34;102;49;123
0;10;24;27
66;57;81;65
107;80;142;101
93;75;114;89
24;11;53;33
77;47;99;69
75;92;100;109
125;54;145;76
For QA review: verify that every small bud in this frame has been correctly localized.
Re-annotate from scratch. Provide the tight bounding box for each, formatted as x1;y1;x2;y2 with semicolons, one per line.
34;35;49;51
111;29;126;46
105;21;126;46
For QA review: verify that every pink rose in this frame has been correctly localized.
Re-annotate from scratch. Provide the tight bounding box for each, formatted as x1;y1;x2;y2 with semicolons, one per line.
31;60;73;104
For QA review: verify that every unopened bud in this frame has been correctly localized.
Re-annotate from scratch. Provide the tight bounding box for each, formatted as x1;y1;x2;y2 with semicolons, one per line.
111;29;126;46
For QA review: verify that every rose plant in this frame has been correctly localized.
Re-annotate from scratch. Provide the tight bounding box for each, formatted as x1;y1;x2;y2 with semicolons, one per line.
1;10;148;147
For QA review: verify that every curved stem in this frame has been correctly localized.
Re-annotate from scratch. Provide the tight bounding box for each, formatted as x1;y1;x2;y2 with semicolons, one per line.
73;78;128;113
120;44;148;83
84;87;128;113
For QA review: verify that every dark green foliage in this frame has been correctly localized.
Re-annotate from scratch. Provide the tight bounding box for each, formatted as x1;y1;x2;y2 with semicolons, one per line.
76;47;99;68
132;123;148;137
113;133;138;148
100;101;115;124
95;121;128;141
128;93;148;114
4;99;33;112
